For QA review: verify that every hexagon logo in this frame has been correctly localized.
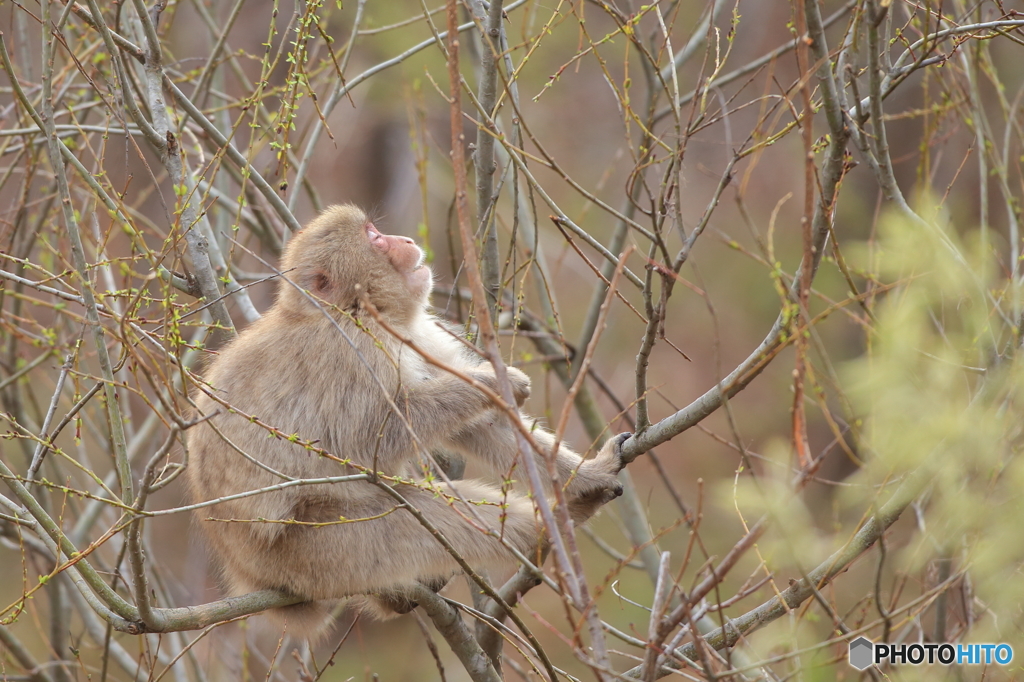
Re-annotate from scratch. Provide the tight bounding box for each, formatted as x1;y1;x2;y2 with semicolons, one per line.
849;637;874;670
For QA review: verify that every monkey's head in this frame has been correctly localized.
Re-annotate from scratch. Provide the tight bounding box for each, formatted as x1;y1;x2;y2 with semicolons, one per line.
279;205;432;322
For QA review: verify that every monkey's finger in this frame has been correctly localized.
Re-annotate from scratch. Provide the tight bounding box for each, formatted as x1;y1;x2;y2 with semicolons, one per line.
611;432;633;472
583;481;623;506
507;367;532;406
608;482;624;500
594;486;623;508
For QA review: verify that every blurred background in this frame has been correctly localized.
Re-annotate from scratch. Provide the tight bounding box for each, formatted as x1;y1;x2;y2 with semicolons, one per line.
1;0;1023;680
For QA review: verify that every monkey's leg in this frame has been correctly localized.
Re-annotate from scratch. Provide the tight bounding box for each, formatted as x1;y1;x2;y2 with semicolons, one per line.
268;480;542;602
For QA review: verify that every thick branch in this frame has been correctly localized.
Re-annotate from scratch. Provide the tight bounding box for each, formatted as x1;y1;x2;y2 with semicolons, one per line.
412;586;502;682
472;0;505;318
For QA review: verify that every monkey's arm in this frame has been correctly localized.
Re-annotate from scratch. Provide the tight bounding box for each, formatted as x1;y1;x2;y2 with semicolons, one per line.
448;415;630;522
374;367;530;467
448;414;596;483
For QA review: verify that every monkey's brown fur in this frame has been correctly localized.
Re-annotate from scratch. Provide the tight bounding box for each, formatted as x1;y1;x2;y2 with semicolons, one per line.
187;205;628;637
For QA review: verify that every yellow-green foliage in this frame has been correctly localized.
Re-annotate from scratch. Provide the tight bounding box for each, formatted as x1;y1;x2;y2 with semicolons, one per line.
843;206;1024;656
724;206;1024;678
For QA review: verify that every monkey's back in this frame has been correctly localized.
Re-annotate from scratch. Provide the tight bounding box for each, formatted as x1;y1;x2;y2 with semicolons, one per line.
185;305;474;594
191;311;395;498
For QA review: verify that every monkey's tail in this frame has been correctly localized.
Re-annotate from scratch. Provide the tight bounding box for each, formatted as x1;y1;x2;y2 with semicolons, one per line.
267;601;335;642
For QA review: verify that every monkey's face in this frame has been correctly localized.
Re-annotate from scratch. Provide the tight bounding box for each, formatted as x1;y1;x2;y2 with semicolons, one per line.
281;205;433;322
365;221;431;299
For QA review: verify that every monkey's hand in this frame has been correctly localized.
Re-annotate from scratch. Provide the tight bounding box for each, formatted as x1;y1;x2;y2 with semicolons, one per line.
472;365;531;408
566;432;631;524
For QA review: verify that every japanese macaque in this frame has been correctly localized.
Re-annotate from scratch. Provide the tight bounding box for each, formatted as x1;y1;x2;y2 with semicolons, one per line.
187;205;630;637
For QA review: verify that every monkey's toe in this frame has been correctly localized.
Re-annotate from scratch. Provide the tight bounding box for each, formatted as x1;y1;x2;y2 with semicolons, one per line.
372;592;419;615
421;575;452;594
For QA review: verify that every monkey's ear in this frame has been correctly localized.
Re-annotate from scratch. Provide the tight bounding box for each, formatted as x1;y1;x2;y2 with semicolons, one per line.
312;271;332;295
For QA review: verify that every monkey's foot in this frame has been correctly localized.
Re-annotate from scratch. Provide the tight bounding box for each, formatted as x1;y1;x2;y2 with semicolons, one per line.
372;576;451;615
